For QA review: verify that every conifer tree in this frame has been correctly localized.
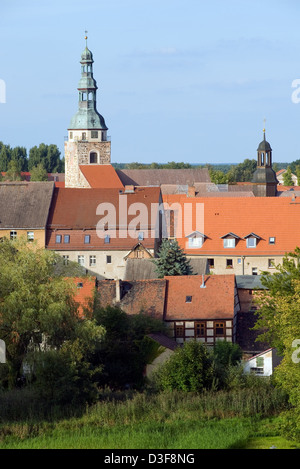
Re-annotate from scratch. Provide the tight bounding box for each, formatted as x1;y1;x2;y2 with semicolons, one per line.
153;239;193;278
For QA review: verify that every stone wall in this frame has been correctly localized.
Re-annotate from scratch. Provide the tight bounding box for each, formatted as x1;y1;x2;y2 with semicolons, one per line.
65;140;111;188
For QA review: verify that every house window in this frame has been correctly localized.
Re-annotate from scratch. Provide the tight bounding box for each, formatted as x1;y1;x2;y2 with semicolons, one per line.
63;255;69;265
226;259;233;269
55;234;62;244
215;322;225;337
252;267;258;276
82;132;86;140
251;367;264;375
247;237;257;248
175;324;185;338
84;235;90;244
268;259;275;269
106;255;112;264
104;235;110;244
136;250;144;258
138;231;144;241
251;357;264;375
78;255;85;266
64;235;70;244
186;296;192;303
89;255;96;267
195;322;206;338
91;130;98;138
223;238;236;248
10;231;17;240
269;237;276;245
208;258;214;269
90;152;98;164
69;132;73;139
188;237;203;248
27;231;34;242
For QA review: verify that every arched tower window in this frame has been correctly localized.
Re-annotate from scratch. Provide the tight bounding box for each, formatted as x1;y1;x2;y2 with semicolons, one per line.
90;152;98;164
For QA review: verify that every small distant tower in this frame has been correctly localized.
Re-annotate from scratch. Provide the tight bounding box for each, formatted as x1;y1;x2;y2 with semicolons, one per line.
65;34;111;188
252;125;278;197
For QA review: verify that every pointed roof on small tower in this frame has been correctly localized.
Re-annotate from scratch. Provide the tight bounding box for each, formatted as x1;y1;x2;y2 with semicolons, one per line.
69;33;108;131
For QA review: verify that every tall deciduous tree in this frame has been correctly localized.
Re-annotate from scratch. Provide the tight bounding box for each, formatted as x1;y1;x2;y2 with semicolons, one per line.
4;160;22;181
28;143;63;173
0;145;11;172
11;146;28;172
30;163;49;181
0;239;104;388
153;239;193;278
282;166;294;186
253;248;300;438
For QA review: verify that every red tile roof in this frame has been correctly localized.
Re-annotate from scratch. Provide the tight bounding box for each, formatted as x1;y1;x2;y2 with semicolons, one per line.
79;164;124;189
97;279;167;319
164;274;236;321
68;276;96;316
163;194;300;256
46;186;162;250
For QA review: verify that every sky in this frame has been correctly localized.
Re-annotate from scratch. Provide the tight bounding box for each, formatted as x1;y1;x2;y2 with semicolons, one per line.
1;0;300;165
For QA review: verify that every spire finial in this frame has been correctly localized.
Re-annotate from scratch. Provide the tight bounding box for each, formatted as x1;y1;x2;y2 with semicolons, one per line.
84;30;88;47
263;118;266;136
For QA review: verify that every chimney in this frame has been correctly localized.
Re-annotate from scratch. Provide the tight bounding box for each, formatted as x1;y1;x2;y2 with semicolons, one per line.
115;278;121;302
124;185;135;193
187;186;196;197
200;274;206;289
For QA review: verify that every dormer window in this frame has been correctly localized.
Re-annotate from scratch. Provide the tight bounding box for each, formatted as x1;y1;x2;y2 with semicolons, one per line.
221;233;240;248
247;237;256;248
244;233;261;248
224;238;236;248
186;231;206;249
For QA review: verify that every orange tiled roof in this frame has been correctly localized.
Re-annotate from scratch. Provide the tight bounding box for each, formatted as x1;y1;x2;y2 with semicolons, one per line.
164;274;236;320
163;194;300;256
46;186;161;250
70;276;96;316
79;164;124;189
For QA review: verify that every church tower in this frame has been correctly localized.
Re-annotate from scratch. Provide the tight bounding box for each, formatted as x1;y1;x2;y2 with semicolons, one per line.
65;35;111;188
252;127;278;197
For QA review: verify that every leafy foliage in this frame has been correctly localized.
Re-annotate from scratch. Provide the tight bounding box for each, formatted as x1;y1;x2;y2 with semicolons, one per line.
30;163;49;181
254;248;300;440
282;166;294;186
0;239;104;388
154;341;214;392
92;304;165;389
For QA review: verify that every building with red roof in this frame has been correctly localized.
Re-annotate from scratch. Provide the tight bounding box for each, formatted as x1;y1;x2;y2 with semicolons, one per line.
163;193;300;276
70;276;96;317
46;186;163;280
97;274;242;347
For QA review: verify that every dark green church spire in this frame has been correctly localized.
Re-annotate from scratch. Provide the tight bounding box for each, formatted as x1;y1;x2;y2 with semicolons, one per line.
69;34;108;131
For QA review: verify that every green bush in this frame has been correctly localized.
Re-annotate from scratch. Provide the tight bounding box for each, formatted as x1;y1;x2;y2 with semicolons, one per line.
154;341;214;392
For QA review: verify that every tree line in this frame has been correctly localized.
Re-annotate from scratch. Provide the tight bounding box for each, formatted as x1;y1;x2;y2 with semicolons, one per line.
113;159;293;184
0;142;64;181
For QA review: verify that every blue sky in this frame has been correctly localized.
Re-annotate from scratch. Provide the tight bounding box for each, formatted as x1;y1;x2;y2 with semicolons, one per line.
1;0;300;165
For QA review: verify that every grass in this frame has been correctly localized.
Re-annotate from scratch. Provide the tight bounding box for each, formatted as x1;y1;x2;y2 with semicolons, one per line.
0;385;297;449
